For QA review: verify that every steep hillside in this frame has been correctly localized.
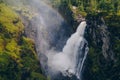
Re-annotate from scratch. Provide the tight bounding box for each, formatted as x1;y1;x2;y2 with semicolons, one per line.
0;3;46;80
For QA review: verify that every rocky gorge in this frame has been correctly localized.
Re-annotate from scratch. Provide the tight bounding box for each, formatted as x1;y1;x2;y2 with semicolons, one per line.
0;0;120;80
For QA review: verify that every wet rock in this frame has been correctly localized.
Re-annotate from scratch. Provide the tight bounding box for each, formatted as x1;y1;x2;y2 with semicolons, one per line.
85;14;114;60
76;14;86;23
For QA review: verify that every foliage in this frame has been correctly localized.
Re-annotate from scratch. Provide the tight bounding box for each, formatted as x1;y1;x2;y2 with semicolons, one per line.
0;3;24;38
0;3;46;80
51;0;120;80
51;0;120;19
83;13;120;80
50;0;120;31
0;0;120;80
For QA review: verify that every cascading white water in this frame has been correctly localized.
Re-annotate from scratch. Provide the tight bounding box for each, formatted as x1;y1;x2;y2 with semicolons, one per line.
5;0;89;79
47;21;89;79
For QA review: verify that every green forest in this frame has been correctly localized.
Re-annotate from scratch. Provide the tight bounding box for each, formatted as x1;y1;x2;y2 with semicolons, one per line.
0;0;120;80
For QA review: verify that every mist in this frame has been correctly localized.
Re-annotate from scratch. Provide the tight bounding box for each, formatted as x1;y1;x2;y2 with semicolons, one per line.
3;0;88;79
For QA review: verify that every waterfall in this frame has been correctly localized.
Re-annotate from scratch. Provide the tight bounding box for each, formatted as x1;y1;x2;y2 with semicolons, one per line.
4;0;89;79
47;21;89;80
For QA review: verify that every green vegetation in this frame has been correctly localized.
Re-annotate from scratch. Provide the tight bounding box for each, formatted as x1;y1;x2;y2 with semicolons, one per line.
64;0;119;14
51;0;120;22
50;0;120;80
0;3;46;80
0;0;120;80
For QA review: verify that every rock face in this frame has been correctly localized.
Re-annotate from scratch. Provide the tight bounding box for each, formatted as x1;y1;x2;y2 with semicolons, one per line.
85;14;114;60
76;14;85;23
82;14;120;80
17;2;74;79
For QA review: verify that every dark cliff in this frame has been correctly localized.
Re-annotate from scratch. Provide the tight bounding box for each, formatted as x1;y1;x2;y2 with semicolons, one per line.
83;13;120;80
